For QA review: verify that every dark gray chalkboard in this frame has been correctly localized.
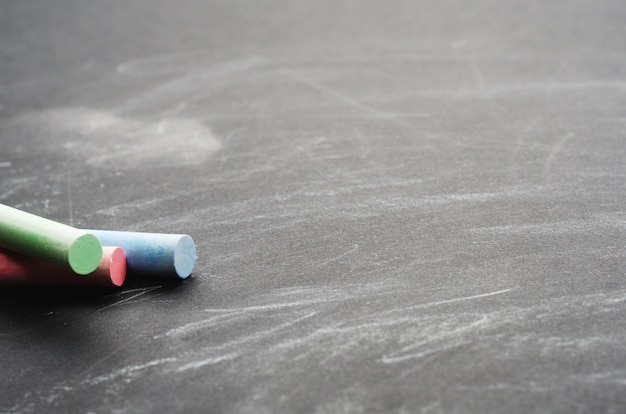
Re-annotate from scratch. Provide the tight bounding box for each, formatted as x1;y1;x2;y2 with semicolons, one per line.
1;1;625;413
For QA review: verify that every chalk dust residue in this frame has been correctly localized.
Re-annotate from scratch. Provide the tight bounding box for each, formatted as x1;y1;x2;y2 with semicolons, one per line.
11;108;221;169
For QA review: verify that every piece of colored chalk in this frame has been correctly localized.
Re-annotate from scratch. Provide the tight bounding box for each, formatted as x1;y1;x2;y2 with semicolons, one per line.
0;246;126;287
0;204;103;275
85;230;196;279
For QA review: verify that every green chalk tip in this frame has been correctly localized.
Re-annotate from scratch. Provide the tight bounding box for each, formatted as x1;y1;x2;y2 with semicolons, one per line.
67;233;103;275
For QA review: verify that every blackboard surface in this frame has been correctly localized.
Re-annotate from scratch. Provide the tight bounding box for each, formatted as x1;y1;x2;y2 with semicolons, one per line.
1;1;625;413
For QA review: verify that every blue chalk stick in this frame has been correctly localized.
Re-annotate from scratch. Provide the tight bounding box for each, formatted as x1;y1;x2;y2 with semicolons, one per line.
86;230;196;279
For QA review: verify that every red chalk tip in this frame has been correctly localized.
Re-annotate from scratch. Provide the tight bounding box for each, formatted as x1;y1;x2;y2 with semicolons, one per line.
95;246;127;287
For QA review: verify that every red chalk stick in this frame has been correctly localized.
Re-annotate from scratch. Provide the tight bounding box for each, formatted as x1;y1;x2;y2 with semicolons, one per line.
0;246;126;287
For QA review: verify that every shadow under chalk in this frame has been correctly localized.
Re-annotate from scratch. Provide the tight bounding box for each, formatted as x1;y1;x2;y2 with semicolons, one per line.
0;275;193;309
0;276;197;358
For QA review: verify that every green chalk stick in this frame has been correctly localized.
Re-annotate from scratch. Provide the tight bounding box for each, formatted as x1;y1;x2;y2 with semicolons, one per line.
0;204;102;275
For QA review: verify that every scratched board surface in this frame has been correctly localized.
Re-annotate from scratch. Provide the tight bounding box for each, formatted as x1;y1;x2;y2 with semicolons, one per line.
1;1;625;413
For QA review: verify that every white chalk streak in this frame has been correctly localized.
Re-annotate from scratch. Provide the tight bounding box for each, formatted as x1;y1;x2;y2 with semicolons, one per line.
544;132;574;177
282;70;427;128
97;286;161;312
415;288;515;308
175;352;239;372
83;357;177;386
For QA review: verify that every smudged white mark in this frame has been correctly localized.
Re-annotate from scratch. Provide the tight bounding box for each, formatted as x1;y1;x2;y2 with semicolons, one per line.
0;161;11;167
10;108;221;169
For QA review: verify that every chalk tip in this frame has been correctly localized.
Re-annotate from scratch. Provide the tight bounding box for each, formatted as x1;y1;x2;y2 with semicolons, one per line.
68;233;103;275
106;246;127;287
173;235;196;279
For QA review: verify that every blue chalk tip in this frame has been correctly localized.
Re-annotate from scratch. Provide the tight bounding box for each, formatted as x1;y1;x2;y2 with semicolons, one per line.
173;235;196;279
